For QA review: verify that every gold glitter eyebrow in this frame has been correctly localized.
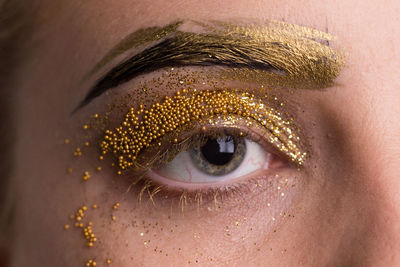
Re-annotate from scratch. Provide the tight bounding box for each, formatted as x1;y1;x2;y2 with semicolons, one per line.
78;20;344;109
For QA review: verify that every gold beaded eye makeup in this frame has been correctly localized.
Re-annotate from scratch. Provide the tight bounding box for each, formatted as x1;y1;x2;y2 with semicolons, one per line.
71;19;344;200
63;19;345;265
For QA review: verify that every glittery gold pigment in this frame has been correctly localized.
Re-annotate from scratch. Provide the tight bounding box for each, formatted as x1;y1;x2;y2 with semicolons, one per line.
62;19;346;265
81;20;344;108
100;89;306;173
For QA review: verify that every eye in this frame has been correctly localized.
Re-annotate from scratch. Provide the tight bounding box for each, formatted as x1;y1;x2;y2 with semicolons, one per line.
99;89;306;194
148;134;273;186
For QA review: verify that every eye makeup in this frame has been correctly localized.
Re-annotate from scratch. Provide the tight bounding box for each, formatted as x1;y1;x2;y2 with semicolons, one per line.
100;89;306;174
62;19;345;265
79;20;344;109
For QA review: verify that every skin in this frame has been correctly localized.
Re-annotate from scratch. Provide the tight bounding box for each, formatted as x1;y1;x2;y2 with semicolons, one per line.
5;0;400;266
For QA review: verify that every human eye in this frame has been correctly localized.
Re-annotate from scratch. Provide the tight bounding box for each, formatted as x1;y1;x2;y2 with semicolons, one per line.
67;19;342;213
59;19;346;266
97;88;306;207
151;135;271;186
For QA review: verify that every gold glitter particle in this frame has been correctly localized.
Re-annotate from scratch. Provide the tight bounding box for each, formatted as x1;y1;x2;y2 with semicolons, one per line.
68;205;98;248
64;138;71;144
85;259;97;267
82;171;91;181
83;224;97;247
64;224;70;230
73;148;82;157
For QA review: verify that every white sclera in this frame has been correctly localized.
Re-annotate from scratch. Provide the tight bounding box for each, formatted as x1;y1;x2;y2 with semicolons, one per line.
153;139;270;183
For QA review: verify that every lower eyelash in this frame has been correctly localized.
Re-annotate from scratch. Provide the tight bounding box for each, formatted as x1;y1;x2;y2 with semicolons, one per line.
124;168;281;212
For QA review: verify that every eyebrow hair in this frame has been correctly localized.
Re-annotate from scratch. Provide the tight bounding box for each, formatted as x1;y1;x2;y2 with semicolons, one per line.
77;20;344;110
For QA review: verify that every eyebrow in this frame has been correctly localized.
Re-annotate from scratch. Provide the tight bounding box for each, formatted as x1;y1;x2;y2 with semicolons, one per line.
77;20;344;110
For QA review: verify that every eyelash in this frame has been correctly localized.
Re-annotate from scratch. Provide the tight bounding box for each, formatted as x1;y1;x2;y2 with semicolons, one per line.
102;117;293;210
77;89;306;210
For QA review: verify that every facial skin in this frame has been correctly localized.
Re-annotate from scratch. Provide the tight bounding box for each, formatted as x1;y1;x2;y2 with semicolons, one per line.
6;0;400;266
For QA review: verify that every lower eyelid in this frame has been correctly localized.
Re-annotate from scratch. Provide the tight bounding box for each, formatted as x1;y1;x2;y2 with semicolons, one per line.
130;166;296;212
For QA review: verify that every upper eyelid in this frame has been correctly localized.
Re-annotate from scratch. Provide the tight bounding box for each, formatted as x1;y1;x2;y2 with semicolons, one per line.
98;90;307;174
76;20;344;111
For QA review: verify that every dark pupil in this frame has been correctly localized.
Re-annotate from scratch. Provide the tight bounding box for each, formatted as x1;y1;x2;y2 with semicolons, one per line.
200;136;235;165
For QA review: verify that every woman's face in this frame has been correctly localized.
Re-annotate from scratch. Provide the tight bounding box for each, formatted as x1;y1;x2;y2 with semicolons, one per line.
9;0;400;266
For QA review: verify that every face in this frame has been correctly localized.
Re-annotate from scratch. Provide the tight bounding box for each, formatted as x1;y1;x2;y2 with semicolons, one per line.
9;0;400;266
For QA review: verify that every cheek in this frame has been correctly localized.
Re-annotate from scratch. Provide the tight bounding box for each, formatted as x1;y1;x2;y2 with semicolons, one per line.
59;169;304;266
